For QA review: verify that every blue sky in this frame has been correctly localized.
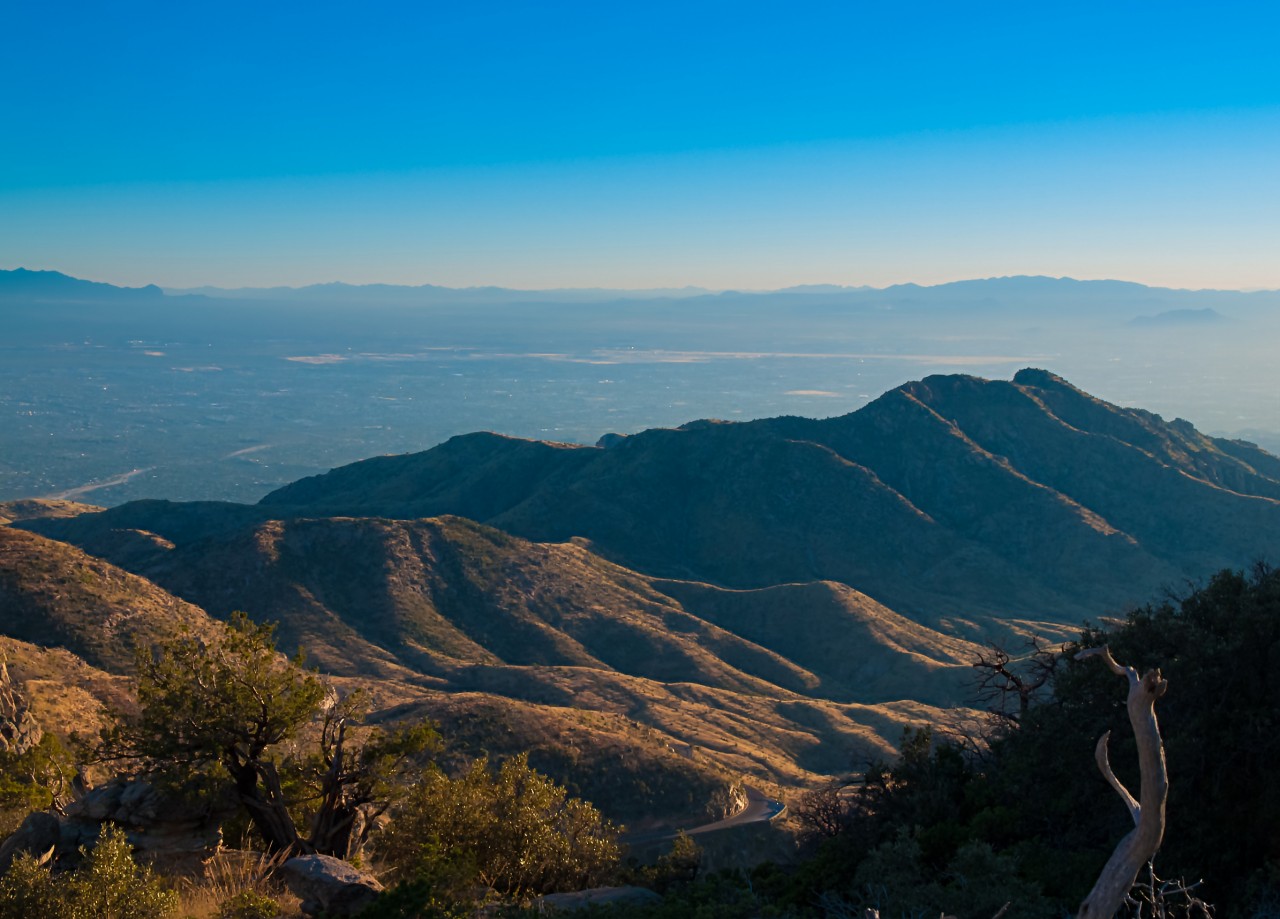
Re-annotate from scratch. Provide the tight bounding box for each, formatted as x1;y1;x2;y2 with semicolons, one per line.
3;1;1279;289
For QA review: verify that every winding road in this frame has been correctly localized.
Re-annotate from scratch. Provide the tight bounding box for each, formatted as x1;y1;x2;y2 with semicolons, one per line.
619;785;786;847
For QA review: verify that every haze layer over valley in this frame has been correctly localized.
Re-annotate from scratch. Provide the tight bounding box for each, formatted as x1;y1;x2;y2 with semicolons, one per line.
4;268;1280;505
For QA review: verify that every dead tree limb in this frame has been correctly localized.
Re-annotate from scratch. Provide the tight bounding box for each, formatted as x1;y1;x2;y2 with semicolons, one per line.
1076;646;1169;919
971;637;1059;725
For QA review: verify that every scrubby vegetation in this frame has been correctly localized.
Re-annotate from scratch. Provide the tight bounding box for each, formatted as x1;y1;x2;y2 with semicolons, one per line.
493;564;1280;918
2;564;1278;917
0;733;71;835
0;824;177;919
375;753;621;901
100;611;438;857
752;564;1280;917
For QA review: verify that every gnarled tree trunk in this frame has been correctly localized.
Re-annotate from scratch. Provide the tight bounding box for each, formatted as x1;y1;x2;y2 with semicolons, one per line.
1076;646;1169;919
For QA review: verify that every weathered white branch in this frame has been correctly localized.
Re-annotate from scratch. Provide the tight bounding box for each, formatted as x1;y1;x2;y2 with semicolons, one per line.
1075;646;1169;919
1076;645;1128;679
1093;731;1140;826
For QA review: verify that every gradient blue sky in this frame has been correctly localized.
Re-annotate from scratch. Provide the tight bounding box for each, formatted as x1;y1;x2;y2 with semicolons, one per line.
3;1;1279;289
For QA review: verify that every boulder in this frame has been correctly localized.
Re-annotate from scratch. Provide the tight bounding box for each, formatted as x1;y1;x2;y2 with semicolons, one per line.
0;811;60;874
281;853;383;917
61;777;236;853
0;777;238;873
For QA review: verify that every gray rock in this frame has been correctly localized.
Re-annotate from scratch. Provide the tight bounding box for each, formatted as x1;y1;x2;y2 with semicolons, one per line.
0;776;239;872
281;853;383;917
0;661;42;756
62;778;236;853
0;811;60;874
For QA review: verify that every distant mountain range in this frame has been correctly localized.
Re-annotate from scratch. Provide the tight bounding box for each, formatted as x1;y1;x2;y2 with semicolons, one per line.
0;267;163;300
8;369;1280;817
3;265;1278;308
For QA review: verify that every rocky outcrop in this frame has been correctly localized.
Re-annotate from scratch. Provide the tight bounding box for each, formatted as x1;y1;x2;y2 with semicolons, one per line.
0;661;42;755
61;778;237;854
0;777;237;872
281;853;383;917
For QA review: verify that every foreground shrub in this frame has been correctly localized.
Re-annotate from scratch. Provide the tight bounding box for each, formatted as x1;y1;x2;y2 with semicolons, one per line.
0;733;72;835
377;753;620;904
627;831;702;895
0;823;178;919
843;831;1054;919
215;888;281;919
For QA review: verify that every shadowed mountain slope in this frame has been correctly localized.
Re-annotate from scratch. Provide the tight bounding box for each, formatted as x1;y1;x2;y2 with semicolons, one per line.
0;514;977;818
19;512;978;706
0;527;219;673
253;370;1280;625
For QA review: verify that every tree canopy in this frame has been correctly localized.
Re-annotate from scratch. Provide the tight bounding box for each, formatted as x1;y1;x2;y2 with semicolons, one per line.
789;564;1280;916
103;612;436;856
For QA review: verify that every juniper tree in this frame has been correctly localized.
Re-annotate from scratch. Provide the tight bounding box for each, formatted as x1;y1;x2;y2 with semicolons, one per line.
102;612;436;856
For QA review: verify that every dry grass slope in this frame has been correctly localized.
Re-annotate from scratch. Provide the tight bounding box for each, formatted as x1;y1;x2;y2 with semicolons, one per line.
0;527;219;673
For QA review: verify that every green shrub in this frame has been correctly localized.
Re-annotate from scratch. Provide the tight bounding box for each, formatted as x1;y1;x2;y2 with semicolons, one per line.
628;831;702;895
0;732;72;829
0;824;178;919
216;888;281;919
0;850;61;919
375;753;620;907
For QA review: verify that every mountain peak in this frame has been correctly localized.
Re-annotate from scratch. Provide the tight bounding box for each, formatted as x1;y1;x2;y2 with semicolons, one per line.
1011;367;1074;389
0;267;163;300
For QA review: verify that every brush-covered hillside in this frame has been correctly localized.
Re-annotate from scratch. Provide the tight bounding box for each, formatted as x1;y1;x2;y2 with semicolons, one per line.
10;369;1280;820
254;368;1280;626
10;506;981;805
0;519;758;824
0;527;219;673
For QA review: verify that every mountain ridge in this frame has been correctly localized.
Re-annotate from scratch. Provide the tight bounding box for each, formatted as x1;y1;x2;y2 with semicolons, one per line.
10;368;1274;813
246;369;1280;627
0;267;163;301
6;266;1280;304
2;504;977;815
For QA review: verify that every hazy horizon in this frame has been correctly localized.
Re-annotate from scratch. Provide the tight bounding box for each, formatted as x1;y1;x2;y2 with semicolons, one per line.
7;265;1280;296
6;265;1280;507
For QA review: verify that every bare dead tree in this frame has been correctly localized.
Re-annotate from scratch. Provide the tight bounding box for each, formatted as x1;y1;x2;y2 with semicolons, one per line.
971;637;1059;726
1076;646;1169;919
794;780;850;840
1125;861;1213;918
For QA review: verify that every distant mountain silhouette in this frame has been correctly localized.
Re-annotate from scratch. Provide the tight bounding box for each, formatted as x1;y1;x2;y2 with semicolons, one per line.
165;281;718;303
7;266;1280;311
0;267;163;301
1129;307;1226;326
0;267;1204;310
8;269;1280;359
